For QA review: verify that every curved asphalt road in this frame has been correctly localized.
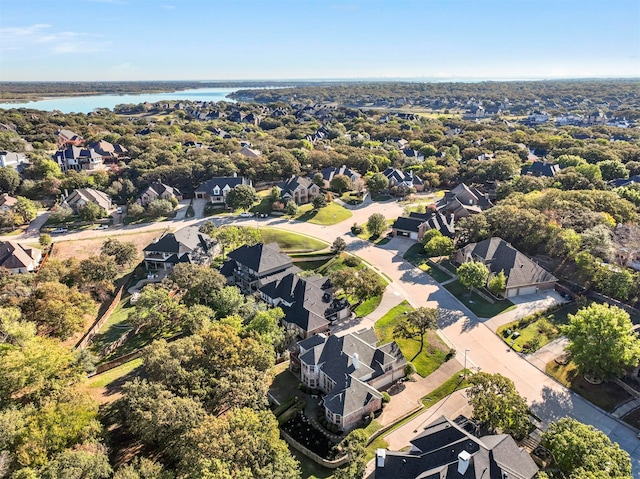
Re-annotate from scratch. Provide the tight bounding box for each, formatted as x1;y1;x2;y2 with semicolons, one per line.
5;199;639;472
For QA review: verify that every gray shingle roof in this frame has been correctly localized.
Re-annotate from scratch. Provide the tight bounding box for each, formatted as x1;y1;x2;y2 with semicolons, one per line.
376;415;538;479
458;237;556;289
227;242;292;275
195;176;251;195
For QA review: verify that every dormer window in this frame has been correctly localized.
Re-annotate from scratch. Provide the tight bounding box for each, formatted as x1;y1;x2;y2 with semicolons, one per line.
213;186;220;195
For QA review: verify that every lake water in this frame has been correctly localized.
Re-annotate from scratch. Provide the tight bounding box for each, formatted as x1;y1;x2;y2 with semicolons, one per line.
0;87;241;114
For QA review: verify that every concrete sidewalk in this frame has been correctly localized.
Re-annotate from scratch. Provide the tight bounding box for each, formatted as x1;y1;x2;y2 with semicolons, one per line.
484;291;567;332
526;337;569;372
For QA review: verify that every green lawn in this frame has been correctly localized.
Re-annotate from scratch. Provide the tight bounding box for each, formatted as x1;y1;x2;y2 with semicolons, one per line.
354;295;383;317
420;262;454;283
546;360;631;412
355;220;394;244
89;297;135;355
84;358;143;389
421;371;470;407
374;301;449;377
375;301;415;343
260;227;329;252
294;202;352;225
403;243;428;266
444;280;516;318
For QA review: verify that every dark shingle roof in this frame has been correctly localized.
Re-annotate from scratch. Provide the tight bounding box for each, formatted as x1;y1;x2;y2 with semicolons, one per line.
391;216;423;233
195;176;250;195
376;415;538;479
227;242;292;275
458;237;556;289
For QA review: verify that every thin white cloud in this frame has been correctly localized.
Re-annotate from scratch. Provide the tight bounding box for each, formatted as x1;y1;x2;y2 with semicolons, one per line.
0;24;110;54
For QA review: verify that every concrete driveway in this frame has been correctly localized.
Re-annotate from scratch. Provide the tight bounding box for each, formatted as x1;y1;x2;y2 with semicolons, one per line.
2;192;638;471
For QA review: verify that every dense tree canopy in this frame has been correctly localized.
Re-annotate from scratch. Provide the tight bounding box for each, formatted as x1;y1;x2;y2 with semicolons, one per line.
541;417;632;478
563;303;640;380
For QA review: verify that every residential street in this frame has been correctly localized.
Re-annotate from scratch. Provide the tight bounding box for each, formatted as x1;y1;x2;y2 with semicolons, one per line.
5;198;640;471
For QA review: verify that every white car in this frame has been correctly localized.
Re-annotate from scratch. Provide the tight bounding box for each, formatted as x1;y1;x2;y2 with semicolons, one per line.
95;224;109;230
51;227;68;234
238;211;253;217
116;206;124;214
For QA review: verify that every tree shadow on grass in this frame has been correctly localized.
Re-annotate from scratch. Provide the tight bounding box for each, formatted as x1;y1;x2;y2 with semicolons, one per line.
103;364;146;399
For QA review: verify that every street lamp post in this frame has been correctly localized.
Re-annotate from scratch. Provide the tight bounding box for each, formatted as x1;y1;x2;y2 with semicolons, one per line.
464;349;470;380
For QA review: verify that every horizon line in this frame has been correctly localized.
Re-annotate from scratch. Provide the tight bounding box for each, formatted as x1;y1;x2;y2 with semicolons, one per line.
1;76;639;83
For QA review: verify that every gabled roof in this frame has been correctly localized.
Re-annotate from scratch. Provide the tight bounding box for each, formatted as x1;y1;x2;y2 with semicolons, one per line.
299;330;402;386
458;237;556;289
522;161;561;177
143;226;213;258
320;165;360;182
391;216;424;233
278;175;315;196
0;241;40;270
0;194;18;208
324;376;382;416
141;181;181;199
195;176;251;195
53;146;102;161
63;188;111;211
227;242;292;275
57;129;83;142
382;167;424;186
376;415;538;479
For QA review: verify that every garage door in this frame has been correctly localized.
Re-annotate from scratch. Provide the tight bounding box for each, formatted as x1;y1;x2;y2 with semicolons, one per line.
517;286;537;296
507;288;518;298
410;232;418;240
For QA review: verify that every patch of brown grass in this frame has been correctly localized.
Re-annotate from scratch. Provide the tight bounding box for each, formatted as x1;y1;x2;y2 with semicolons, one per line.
52;230;162;261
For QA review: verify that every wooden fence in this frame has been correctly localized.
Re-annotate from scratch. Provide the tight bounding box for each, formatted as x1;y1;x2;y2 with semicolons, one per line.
75;281;127;351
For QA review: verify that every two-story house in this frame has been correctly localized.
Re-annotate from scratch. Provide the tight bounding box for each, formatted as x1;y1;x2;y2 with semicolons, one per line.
259;272;350;338
143;226;216;276
194;175;252;204
0;194;18;214
277;175;321;205
435;183;493;220
56;129;84;147
52;146;104;172
319;165;361;189
382;168;425;192
221;242;297;294
293;329;406;431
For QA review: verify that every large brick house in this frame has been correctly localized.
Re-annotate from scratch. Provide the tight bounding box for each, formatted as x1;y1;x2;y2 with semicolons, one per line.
293;328;405;431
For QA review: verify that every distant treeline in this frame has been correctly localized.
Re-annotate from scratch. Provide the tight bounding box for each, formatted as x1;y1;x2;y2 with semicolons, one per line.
230;79;640;116
0;81;299;101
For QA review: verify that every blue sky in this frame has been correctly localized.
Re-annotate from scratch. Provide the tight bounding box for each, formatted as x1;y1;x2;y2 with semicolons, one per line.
0;0;638;81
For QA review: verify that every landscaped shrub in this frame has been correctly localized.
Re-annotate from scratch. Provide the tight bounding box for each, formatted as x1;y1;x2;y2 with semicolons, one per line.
351;223;363;235
343;256;361;267
381;392;391;404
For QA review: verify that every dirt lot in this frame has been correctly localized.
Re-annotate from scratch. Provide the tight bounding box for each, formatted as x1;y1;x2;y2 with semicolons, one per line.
51;230;163;261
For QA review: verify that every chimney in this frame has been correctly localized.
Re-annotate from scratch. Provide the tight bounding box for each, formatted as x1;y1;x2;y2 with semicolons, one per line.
458;450;471;475
353;353;359;370
376;448;386;468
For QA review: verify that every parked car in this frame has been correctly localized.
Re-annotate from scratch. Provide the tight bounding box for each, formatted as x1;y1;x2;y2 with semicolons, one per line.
238;211;253;217
116;206;124;214
95;224;109;230
51;227;68;234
